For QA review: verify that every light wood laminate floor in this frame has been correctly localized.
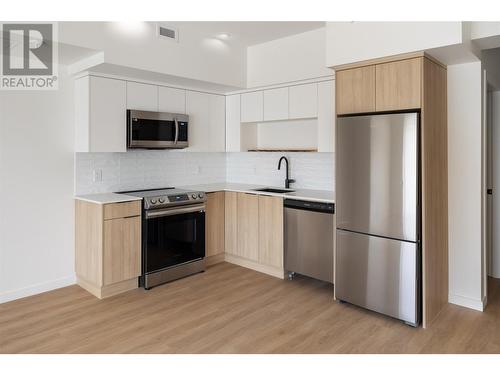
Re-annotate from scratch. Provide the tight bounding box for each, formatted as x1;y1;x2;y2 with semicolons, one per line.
2;262;500;353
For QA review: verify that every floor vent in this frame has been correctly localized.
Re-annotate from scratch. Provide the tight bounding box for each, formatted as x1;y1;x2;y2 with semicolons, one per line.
157;25;178;42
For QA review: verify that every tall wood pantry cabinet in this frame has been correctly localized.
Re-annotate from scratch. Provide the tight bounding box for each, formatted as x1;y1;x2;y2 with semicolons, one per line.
334;52;448;328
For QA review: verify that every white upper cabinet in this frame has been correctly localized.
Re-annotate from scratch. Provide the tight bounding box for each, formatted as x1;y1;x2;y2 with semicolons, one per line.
289;83;318;119
317;80;335;153
75;74;332;154
226;94;241;152
158;86;186;114
207;94;226;152
126;82;158;111
75;76;127;153
186;91;225;152
263;88;288;121
241;91;263;123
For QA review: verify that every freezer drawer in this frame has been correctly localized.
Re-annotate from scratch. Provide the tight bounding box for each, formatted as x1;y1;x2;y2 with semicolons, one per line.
284;200;334;283
335;230;419;325
336;112;419;242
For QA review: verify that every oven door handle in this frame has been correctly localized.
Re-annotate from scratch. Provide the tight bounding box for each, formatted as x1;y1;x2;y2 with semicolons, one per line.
145;204;205;219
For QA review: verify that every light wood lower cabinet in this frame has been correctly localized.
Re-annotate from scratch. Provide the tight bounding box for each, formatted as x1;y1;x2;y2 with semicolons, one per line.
205;192;225;264
224;191;238;256
237;193;259;262
258;195;284;268
223;192;284;278
103;216;141;285
75;199;141;298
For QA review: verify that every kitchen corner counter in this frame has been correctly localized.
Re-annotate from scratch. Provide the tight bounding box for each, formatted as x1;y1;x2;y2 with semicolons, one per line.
178;183;335;204
74;193;142;205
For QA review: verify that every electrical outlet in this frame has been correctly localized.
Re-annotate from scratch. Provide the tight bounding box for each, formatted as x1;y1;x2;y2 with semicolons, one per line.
92;169;102;182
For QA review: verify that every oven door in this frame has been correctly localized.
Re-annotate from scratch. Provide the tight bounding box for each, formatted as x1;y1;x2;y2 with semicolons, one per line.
127;110;188;149
144;204;205;274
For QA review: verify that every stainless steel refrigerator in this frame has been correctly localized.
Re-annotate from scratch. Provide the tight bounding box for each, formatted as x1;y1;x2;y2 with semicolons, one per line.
335;112;420;326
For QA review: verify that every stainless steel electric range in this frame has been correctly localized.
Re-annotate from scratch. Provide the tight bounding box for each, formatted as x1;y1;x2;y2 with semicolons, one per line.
119;187;206;289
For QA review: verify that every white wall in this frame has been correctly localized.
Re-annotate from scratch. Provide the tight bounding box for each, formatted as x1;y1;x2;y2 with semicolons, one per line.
247;28;333;87
325;22;464;67
0;67;75;303
491;91;500;278
59;22;247;88
471;22;500;40
447;62;485;311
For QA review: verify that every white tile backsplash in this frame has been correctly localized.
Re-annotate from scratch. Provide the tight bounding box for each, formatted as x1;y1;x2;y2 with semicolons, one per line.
75;151;334;195
75;151;226;195
226;152;334;191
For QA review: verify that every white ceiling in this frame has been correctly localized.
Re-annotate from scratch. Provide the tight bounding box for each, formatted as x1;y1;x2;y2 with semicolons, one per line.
163;21;325;46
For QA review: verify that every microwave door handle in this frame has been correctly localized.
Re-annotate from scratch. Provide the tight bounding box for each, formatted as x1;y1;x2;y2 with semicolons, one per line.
174;118;179;144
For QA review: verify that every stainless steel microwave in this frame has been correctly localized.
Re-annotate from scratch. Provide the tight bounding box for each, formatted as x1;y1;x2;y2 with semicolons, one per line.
127;110;189;149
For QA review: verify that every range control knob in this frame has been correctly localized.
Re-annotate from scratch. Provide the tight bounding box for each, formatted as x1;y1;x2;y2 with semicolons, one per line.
191;193;197;199
198;193;204;199
150;199;157;205
158;198;165;203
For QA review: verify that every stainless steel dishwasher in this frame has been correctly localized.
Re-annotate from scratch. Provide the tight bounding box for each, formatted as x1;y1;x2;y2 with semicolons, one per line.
284;199;335;283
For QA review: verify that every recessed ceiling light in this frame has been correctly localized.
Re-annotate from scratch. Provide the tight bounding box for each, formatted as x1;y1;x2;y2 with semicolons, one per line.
216;33;231;40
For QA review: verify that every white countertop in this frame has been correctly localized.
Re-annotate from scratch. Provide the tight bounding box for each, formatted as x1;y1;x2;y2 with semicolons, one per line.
74;193;142;205
178;183;335;203
74;183;334;205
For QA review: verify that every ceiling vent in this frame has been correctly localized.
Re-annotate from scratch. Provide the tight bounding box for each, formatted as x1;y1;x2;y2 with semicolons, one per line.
157;25;179;43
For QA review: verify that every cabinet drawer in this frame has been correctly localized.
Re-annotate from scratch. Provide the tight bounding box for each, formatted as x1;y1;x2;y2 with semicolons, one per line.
104;201;141;220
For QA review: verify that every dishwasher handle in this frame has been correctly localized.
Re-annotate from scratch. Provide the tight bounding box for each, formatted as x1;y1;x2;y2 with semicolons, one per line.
284;199;335;214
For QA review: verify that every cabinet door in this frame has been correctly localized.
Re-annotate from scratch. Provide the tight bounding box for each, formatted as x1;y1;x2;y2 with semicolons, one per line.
103;216;141;286
206;192;225;257
226;94;241;152
317;80;335;152
335;66;375;115
258;195;284;268
263;87;289;121
126;82;158;111
75;76;91;152
158;86;186;114
375;58;422;111
289;83;317;119
208;94;226;152
186;91;225;152
224;192;238;256
241;91;263;123
237;193;259;261
186;90;207;152
89;76;127;152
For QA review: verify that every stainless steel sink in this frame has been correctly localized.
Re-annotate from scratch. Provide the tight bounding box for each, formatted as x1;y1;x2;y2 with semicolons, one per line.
253;187;295;194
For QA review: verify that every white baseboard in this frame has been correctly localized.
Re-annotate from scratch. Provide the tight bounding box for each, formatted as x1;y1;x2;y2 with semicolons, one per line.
0;275;76;304
448;293;485;311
